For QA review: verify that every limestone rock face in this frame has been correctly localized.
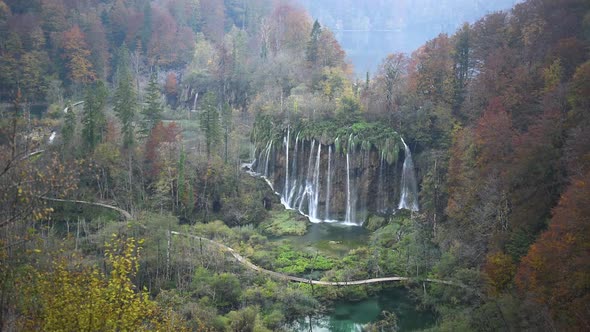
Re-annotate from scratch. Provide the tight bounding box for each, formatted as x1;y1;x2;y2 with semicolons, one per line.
252;136;407;225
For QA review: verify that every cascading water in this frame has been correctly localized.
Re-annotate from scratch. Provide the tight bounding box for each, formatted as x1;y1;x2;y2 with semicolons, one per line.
192;92;199;110
345;152;353;224
398;137;419;211
283;127;290;201
308;143;321;222
247;129;419;225
325;145;332;221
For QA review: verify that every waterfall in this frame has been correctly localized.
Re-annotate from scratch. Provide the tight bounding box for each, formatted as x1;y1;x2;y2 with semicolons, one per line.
398;137;419;211
287;133;299;205
345;152;353;224
263;140;273;177
192;92;199;110
283;127;290;201
298;140;316;211
309;143;321;222
247;129;418;225
325;145;332;220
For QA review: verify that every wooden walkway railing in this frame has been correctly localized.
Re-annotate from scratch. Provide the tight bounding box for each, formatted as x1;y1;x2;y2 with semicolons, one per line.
170;230;474;290
43;197;475;291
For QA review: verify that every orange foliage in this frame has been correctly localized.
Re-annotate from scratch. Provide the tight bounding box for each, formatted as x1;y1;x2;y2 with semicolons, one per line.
269;3;311;54
515;171;590;330
145;122;181;178
474;98;513;169
164;72;178;96
61;25;96;84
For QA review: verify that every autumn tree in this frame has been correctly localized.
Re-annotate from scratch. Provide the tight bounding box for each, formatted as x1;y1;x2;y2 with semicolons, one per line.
164;72;178;105
377;53;408;128
18;236;188;331
61;25;96;85
516;171;590;330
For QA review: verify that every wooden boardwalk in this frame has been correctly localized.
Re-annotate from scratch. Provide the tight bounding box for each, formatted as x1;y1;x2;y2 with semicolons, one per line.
40;197;132;220
43;197;473;291
170;230;472;290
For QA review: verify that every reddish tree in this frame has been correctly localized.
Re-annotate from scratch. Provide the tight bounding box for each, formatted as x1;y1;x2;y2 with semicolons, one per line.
164;72;178;97
474;97;513;170
145;122;181;178
516;171;590;330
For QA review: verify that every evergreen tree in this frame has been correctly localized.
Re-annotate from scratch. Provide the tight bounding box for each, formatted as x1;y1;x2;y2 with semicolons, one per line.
114;46;137;148
141;71;162;134
81;81;108;152
306;20;321;64
221;101;232;163
199;92;220;159
61;101;76;147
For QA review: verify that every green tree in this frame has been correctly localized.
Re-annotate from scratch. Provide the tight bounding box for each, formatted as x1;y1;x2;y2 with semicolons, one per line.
199;92;220;158
306;19;321;64
61;101;76;147
114;47;137;148
142;71;163;134
82;81;108;152
221;101;232;163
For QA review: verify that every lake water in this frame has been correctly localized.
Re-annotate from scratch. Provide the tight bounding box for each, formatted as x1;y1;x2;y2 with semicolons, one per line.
274;222;370;257
290;287;436;332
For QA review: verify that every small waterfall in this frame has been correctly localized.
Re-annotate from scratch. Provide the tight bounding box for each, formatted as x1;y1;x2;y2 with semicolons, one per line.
297;140;316;211
398;137;419;211
345;152;353;224
309;143;321;222
283;127;290;201
192;92;199;110
263;140;273;177
325;145;332;220
287;133;300;205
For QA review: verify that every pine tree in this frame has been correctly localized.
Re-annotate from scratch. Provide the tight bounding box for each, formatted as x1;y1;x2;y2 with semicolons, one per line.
62;101;76;147
306;20;321;64
221;101;232;163
114;46;137;148
141;71;162;134
199;92;220;159
81;81;108;151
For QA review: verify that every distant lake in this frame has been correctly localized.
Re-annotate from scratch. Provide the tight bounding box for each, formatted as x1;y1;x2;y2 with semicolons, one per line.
334;25;453;76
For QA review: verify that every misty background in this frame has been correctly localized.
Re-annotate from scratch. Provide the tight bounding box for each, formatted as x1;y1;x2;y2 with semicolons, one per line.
295;0;521;76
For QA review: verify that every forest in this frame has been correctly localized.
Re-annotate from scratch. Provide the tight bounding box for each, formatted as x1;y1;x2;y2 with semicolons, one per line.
0;0;589;331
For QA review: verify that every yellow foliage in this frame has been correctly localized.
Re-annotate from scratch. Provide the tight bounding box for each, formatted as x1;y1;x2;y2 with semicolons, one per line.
18;236;188;331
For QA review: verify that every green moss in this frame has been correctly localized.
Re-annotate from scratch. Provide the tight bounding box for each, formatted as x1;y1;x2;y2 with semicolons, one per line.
258;209;308;236
364;215;386;231
252;116;403;165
